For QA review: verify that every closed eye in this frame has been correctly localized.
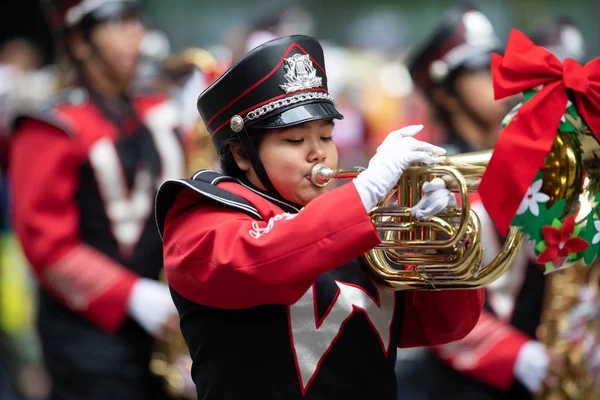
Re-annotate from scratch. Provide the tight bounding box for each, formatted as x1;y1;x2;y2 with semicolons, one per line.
321;136;333;142
286;139;304;144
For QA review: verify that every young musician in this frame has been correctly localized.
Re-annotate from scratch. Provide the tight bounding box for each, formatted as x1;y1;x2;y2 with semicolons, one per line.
10;1;184;398
155;34;485;400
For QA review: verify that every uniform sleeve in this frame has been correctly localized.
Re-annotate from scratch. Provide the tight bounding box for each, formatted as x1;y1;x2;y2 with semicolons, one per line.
10;119;138;333
163;182;382;308
398;288;485;348
430;310;530;390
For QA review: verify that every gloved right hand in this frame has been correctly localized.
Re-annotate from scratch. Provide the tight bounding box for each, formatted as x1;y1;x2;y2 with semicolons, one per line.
411;177;458;219
354;125;447;211
127;278;179;339
513;340;550;393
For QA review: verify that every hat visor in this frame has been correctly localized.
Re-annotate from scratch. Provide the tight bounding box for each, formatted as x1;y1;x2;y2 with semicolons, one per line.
247;101;344;130
457;47;500;71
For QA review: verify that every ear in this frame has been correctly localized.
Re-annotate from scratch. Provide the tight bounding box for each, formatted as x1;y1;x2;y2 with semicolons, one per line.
68;31;92;64
231;142;251;172
431;85;460;114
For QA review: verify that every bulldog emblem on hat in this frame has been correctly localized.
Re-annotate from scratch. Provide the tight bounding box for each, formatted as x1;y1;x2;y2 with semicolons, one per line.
279;54;323;93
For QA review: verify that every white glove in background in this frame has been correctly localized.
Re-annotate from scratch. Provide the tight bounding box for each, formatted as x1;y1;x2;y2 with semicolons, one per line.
514;341;550;393
128;278;178;337
353;125;447;212
411;178;458;219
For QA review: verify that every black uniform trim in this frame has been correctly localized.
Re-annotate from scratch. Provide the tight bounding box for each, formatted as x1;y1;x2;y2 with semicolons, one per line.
155;170;261;239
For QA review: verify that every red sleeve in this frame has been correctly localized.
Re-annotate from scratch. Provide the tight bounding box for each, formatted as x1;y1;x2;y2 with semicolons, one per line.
398;288;485;348
430;310;530;390
163;182;382;308
10;119;138;333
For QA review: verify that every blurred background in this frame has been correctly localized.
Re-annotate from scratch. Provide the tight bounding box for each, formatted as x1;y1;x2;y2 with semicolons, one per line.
2;0;599;64
1;0;597;154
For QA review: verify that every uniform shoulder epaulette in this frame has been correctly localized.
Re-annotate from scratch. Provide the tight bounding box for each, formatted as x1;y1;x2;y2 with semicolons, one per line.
12;87;90;136
155;169;261;238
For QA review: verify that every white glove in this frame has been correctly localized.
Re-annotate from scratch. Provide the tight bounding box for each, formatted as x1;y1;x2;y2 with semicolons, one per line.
411;178;458;219
514;341;550;393
127;278;178;337
354;125;446;212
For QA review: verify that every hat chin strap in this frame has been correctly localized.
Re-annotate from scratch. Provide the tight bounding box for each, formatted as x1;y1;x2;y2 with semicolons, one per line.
236;128;280;195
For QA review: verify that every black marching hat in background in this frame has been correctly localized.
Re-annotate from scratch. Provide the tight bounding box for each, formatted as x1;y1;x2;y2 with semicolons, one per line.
47;0;140;34
196;35;343;194
407;3;501;94
530;17;586;63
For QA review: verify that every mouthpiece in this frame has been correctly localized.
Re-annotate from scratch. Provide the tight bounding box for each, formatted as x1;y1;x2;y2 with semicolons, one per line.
309;164;365;187
310;163;334;187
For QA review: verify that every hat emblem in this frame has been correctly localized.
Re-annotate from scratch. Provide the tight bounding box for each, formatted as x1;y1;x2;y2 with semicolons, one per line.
463;10;498;48
279;53;323;93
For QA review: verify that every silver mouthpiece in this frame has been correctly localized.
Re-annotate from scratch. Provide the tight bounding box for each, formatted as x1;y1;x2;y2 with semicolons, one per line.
309;164;365;188
309;163;333;188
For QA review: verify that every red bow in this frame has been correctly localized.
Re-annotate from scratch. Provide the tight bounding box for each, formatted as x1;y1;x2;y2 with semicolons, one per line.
478;29;600;235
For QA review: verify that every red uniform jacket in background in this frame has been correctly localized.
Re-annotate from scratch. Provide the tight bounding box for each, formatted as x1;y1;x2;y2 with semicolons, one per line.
431;200;544;391
10;87;185;332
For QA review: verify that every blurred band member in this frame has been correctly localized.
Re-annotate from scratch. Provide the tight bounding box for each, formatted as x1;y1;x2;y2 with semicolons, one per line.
396;5;557;400
407;4;511;155
10;1;185;399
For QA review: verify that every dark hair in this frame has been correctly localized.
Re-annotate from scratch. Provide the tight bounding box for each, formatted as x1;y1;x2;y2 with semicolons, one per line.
425;65;469;125
218;129;267;178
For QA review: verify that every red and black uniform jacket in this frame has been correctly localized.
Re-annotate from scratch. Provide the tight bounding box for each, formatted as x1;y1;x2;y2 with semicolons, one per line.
10;86;185;398
155;171;485;400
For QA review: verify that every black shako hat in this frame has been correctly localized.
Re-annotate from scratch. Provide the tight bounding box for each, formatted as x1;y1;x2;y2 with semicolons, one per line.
197;34;343;194
407;4;501;93
530;17;586;63
49;0;140;33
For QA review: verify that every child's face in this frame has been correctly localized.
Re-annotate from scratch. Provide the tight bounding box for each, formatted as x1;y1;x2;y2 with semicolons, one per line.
453;69;512;133
82;15;145;90
248;119;339;205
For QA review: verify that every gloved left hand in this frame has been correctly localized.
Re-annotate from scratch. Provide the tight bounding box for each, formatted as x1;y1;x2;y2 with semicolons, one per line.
514;340;551;394
411;178;457;219
127;278;179;339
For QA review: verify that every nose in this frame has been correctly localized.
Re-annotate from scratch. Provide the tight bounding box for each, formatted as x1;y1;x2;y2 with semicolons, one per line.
126;20;145;41
308;140;327;163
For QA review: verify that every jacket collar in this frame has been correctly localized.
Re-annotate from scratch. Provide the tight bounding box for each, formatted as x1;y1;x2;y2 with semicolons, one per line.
237;177;302;214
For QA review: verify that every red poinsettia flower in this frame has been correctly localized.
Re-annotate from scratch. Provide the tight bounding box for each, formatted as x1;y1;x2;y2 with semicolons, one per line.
537;215;589;263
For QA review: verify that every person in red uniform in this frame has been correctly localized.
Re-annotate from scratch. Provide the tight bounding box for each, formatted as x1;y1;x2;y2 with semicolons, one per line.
407;4;511;156
394;6;584;400
9;1;185;399
154;34;485;400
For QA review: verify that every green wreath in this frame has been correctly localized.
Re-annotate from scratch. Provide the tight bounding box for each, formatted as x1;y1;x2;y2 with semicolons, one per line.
505;89;600;273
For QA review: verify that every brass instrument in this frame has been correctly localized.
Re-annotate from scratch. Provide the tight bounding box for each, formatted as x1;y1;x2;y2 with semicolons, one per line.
149;271;196;399
185;118;219;176
161;48;219;176
310;152;522;290
535;260;600;399
309;128;600;291
162;48;218;80
150;325;196;399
